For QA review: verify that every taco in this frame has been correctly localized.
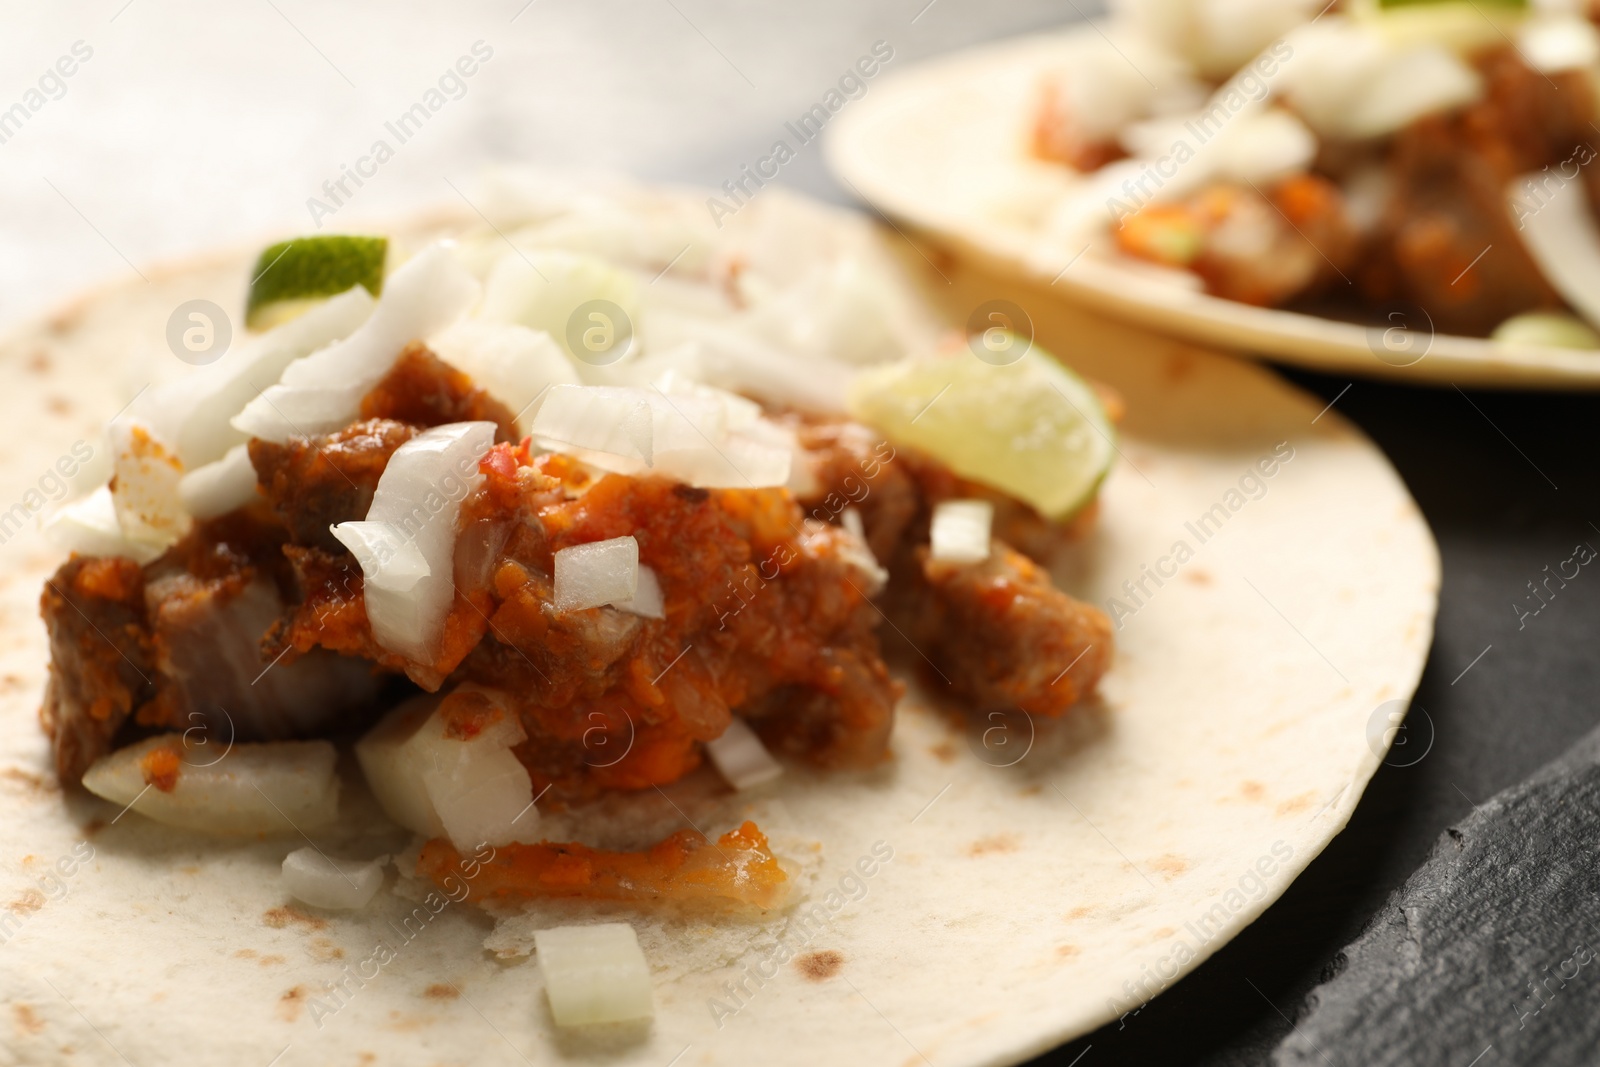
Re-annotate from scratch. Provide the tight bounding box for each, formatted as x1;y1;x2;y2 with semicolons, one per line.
828;1;1600;385
0;172;1436;1066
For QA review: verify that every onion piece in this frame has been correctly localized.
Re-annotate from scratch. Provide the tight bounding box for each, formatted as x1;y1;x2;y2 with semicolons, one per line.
41;486;166;564
840;506;866;542
178;443;258;520
427;319;580;432
81;736;339;835
1509;172;1600;331
330;521;430;592
232;244;480;443
614;564;665;619
530;384;655;472
705;717;783;790
333;421;496;664
1491;311;1600;350
554;536;639;613
1279;19;1482;140
478;248;642;366
281;848;386;911
354;688;536;849
534;923;655;1027
930;500;994;564
108;420;191;551
165;287;375;469
530;382;793;488
1519;16;1600;74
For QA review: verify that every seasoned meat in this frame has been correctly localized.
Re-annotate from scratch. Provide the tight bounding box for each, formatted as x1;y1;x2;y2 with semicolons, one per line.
281;446;900;797
899;544;1112;715
140;566;382;742
1359;47;1590;334
359;342;519;442
790;416;1112;714
40;516;386;786
1115;176;1360;307
40;557;155;785
249;419;417;553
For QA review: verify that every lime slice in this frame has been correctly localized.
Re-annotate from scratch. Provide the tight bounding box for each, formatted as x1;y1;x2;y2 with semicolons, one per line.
246;236;388;330
847;339;1115;520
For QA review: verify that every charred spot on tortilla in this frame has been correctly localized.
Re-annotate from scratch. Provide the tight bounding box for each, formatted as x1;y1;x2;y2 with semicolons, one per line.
1151;855;1189;880
263;906;329;931
797;950;845;981
965;833;1021;858
277;985;308;1023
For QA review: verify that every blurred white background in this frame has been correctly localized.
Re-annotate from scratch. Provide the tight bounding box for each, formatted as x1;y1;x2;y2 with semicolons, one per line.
0;0;1090;333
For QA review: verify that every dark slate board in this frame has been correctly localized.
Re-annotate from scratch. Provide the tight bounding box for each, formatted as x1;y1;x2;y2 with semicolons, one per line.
1273;723;1600;1067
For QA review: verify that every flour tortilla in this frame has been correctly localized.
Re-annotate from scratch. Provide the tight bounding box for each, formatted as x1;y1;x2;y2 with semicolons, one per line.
0;186;1437;1067
825;25;1600;391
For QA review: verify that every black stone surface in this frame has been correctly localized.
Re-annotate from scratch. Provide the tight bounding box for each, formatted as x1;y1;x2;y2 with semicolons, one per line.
1273;719;1600;1066
1024;376;1600;1066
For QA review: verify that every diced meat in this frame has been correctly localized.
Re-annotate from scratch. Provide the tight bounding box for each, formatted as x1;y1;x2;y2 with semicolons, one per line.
140;567;382;741
1358;47;1590;334
359;342;519;442
1116;177;1360;307
897;544;1113;715
40;516;387;786
789;416;1112;715
40;557;155;785
249;419;417;553
279;446;900;797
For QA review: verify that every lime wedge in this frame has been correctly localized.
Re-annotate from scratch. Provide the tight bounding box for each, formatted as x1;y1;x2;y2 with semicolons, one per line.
246;236;388;331
847;340;1115;520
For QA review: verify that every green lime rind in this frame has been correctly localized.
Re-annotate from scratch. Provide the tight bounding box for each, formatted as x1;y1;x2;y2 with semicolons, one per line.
847;338;1116;521
245;235;388;330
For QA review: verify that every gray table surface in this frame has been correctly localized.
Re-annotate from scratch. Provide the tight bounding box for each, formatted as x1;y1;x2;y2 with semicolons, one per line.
6;3;1594;1065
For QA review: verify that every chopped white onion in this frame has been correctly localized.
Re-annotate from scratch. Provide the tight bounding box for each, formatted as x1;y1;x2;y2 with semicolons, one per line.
166;287;375;469
705;717;783;790
281;848;386;911
1037;31;1201;144
614;564;665;619
1279;20;1482;140
1509;172;1600;331
81;736;339;835
478;248;641;365
1491;311;1600;350
232;244;481;443
333;421;496;663
835;508;889;594
662;330;854;415
530;382;793;489
178;443;258;520
1519;15;1600;73
330;521;431;592
554;536;639;613
354;687;536;849
41;486;166;564
1117;0;1322;79
840;506;866;542
426;319;580;432
530;384;655;471
108;420;191;550
1212;109;1316;185
534;923;655;1027
930;500;994;564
